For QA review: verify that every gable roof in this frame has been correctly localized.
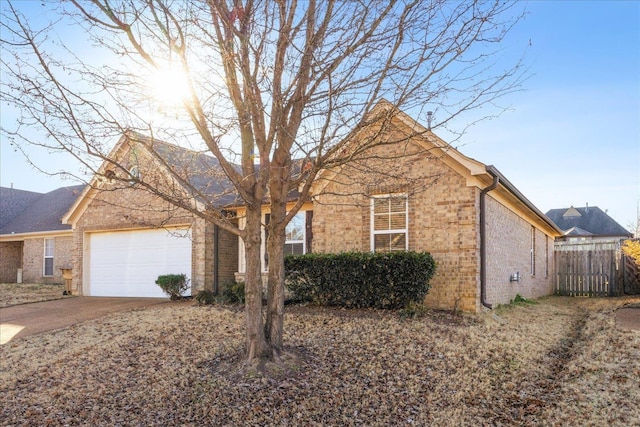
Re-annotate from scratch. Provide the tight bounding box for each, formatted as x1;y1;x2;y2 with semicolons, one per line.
0;185;85;235
314;100;562;236
545;206;632;237
63;132;242;225
62;102;562;238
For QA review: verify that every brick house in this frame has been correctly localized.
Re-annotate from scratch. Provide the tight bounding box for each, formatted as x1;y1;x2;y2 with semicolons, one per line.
61;102;561;312
62;133;239;297
234;102;563;312
0;185;84;284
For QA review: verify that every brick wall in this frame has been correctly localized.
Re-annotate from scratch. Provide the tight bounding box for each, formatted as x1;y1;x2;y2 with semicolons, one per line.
485;196;555;306
312;130;481;312
21;236;73;284
70;182;214;295
0;241;22;283
216;223;239;287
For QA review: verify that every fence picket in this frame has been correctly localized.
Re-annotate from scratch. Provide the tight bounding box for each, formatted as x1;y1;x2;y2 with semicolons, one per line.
554;241;620;297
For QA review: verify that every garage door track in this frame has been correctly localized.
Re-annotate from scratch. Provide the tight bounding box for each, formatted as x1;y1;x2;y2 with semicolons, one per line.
0;297;169;344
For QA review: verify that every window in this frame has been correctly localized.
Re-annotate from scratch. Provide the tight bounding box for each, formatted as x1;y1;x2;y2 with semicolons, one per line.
260;212;307;271
284;213;305;256
545;235;549;278
530;226;536;276
44;238;54;276
129;165;140;183
371;194;408;252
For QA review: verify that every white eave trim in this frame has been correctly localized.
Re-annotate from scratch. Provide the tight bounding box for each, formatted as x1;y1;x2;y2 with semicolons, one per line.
0;229;73;242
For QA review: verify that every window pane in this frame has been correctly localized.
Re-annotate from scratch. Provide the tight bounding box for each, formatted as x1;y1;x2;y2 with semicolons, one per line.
374;234;390;252
389;233;406;251
44;258;54;276
389;197;405;213
389;213;405;229
373;198;388;214
284;243;304;256
285;213;305;241
373;214;389;231
44;239;54;257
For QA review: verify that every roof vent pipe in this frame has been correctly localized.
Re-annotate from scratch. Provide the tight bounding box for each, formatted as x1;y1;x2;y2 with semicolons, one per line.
426;111;433;130
480;168;500;310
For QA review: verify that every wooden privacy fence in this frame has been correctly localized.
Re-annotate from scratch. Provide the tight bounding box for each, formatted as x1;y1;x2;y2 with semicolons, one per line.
554;241;621;297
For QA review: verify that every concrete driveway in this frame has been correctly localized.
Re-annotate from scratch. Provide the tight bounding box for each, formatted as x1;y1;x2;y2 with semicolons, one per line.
0;297;170;345
617;305;640;332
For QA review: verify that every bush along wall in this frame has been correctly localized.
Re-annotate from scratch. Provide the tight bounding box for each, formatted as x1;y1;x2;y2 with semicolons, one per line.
284;251;436;309
155;273;189;300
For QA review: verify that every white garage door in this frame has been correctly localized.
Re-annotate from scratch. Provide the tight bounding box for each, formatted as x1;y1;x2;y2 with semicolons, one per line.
87;228;192;297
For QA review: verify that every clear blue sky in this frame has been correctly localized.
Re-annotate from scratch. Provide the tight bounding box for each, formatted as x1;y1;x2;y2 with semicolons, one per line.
1;0;639;231
454;0;639;232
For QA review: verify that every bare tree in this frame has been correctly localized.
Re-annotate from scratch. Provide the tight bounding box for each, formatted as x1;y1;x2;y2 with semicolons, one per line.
629;201;640;238
1;0;526;370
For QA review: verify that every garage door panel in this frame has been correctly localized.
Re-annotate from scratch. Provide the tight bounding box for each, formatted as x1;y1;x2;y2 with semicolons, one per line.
88;228;192;297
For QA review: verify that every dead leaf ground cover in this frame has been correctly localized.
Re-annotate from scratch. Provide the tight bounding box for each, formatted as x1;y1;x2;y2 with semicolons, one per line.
1;295;638;426
0;283;72;308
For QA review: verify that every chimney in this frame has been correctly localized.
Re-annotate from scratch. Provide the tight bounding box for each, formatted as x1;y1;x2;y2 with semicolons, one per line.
426;111;433;130
585;202;588;213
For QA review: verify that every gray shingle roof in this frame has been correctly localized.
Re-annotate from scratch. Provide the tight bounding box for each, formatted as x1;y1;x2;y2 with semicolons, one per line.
0;185;85;235
0;187;43;229
150;139;241;207
545;206;632;238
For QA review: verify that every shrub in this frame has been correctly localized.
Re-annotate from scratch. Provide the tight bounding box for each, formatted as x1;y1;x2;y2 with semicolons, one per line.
622;240;640;267
217;280;245;305
155;274;189;300
512;294;537;305
195;289;216;306
285;251;436;309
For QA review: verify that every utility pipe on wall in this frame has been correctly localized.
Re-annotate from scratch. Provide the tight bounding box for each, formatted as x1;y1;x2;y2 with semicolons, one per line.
213;224;219;295
480;168;499;310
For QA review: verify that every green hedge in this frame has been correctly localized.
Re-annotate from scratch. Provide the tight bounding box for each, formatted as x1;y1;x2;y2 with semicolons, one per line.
284;251;436;309
155;273;189;300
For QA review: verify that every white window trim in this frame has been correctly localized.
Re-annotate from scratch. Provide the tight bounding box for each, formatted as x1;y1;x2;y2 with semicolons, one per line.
43;238;54;277
370;193;408;252
284;212;306;257
238;211;307;274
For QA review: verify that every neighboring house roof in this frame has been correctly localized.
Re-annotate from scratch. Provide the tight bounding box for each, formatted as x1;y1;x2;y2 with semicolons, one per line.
0;185;85;235
545;206;632;238
563;226;594;237
0;187;43;229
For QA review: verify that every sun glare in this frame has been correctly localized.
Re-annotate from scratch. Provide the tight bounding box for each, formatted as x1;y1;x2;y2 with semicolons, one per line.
149;67;191;106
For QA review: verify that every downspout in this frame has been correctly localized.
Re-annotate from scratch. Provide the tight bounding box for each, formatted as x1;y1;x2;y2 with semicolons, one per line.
213;224;219;295
480;168;499;309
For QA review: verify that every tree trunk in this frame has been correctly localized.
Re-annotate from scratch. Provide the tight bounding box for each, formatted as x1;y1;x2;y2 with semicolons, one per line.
265;150;290;353
265;202;286;352
243;205;270;363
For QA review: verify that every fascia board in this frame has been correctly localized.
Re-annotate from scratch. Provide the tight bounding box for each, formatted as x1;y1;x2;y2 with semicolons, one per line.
0;229;73;242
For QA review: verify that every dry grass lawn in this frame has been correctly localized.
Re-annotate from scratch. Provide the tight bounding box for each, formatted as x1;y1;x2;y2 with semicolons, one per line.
0;283;72;308
1;294;638;426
